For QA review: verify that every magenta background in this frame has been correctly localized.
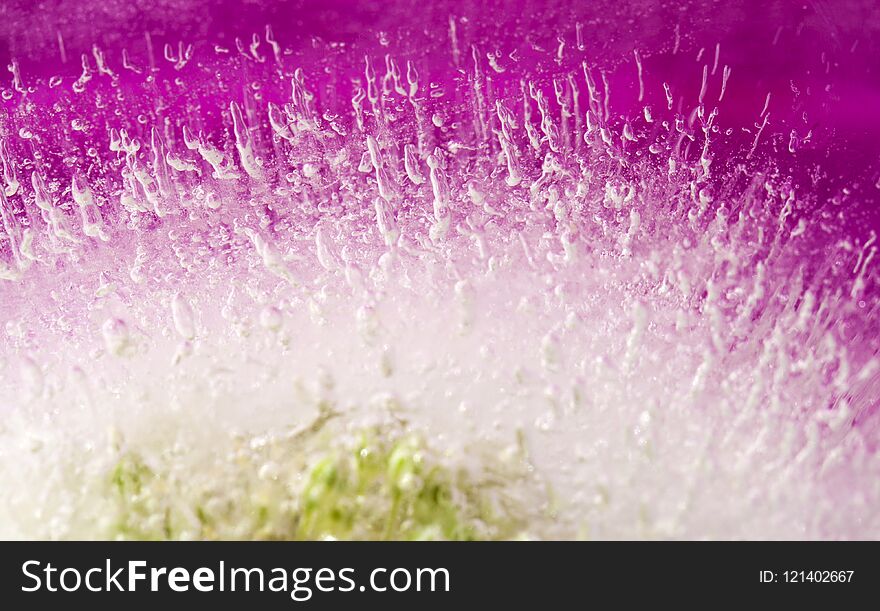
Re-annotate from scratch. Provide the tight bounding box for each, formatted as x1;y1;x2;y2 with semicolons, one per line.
2;0;878;226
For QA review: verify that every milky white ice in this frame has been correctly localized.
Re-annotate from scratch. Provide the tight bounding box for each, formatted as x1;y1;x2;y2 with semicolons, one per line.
0;0;878;539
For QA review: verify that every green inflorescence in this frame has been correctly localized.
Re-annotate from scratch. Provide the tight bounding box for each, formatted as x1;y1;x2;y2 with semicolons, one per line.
105;416;534;541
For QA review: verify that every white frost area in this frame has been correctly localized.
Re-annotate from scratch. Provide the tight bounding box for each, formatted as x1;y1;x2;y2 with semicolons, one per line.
1;237;877;539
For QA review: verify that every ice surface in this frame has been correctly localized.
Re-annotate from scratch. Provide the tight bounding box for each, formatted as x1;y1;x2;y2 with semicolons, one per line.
0;0;878;539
